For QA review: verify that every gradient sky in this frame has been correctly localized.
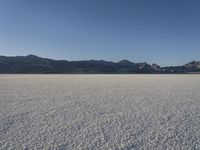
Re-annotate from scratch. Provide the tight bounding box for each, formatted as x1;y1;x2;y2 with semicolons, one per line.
0;0;200;66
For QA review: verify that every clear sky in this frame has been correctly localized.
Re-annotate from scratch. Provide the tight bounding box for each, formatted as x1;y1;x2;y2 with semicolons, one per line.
0;0;200;66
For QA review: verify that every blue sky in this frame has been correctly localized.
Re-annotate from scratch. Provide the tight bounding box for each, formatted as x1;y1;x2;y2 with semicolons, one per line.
0;0;200;66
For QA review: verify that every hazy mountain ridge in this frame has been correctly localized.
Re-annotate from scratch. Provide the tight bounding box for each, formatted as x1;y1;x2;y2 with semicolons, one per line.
0;55;199;73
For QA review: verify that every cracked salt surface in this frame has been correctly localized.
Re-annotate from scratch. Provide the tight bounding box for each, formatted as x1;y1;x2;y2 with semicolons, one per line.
0;75;200;149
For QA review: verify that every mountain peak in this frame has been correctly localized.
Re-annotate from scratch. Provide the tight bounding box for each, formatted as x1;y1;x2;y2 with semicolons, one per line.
118;60;134;64
185;61;200;69
26;54;39;58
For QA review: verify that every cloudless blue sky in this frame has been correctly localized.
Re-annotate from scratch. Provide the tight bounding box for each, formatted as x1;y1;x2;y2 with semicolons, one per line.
0;0;200;66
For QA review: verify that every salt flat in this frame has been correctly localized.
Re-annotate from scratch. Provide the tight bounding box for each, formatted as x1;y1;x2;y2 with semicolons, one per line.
0;75;200;150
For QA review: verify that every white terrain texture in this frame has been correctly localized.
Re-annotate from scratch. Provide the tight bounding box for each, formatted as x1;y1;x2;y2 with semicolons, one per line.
0;75;200;150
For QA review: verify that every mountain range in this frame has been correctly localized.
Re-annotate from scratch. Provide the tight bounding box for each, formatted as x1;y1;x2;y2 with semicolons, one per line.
0;55;200;74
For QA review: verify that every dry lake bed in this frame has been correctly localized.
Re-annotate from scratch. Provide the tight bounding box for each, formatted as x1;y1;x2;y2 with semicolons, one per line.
0;75;200;149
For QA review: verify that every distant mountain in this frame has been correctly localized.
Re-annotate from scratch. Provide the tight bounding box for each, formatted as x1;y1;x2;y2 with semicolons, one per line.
184;61;200;71
0;55;199;73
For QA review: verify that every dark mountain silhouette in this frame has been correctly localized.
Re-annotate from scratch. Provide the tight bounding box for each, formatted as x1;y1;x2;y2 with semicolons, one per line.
0;55;199;73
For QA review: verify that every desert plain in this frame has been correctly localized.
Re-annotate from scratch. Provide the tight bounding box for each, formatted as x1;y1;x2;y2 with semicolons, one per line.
0;75;200;149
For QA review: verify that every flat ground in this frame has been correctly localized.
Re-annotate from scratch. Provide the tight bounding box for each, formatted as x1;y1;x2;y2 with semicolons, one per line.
0;75;200;149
